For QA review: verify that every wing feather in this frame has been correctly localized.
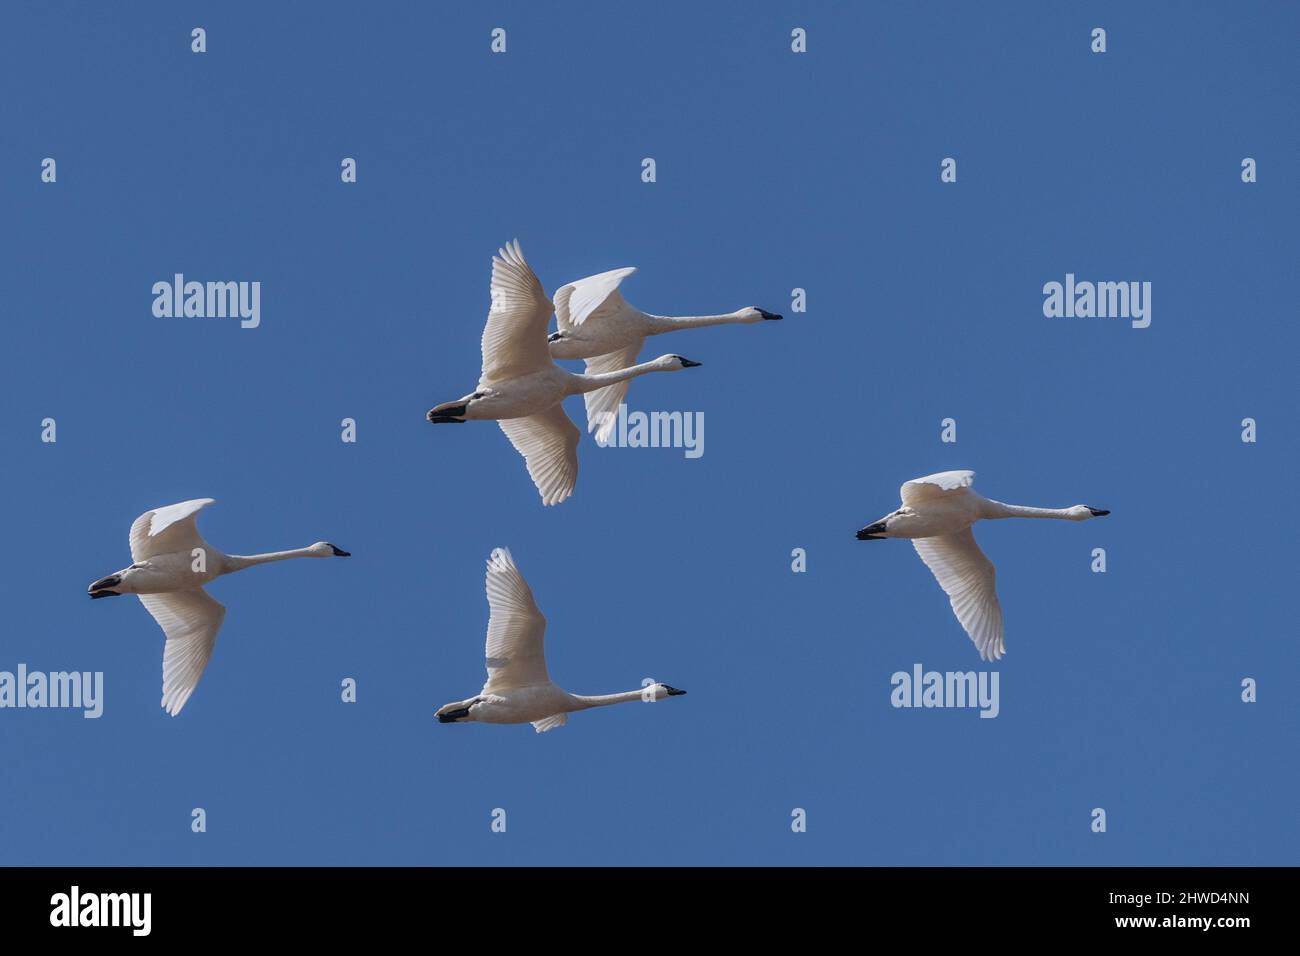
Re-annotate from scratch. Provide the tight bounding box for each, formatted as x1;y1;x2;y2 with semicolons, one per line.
481;548;550;693
553;267;637;330
498;405;581;506
581;342;644;444
531;713;568;733
480;240;554;384
138;588;226;716
912;528;1005;660
129;499;215;562
900;471;976;507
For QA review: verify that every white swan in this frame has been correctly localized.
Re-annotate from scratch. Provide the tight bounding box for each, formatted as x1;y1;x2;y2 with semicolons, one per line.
87;498;350;715
436;548;687;733
547;266;781;442
856;471;1109;660
426;241;702;505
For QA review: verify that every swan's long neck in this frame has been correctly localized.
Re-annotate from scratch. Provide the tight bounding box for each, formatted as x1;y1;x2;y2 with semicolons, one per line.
568;689;647;709
569;360;670;395
983;500;1078;520
645;311;745;333
223;547;320;572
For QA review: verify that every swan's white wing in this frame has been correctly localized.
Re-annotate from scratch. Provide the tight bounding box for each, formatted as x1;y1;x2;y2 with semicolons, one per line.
498;404;581;506
138;588;226;716
581;341;644;445
531;713;567;733
900;471;976;507
553;267;637;330
912;528;1004;661
481;548;550;694
480;240;554;385
129;498;216;562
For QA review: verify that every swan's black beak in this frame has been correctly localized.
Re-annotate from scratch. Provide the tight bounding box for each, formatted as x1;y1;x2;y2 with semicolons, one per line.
89;574;121;590
330;545;351;557
88;574;122;596
757;309;783;321
427;399;470;424
680;358;702;368
663;685;687;696
437;698;480;722
1087;508;1110;517
856;522;888;540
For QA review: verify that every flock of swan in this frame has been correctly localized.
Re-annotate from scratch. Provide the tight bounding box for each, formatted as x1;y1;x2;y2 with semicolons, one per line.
427;240;779;504
86;240;1108;723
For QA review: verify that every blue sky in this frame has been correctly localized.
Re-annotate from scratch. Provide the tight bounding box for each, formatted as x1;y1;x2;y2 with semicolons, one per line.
1;1;1295;865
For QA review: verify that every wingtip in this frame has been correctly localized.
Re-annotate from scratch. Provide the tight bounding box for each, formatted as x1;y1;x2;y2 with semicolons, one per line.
590;415;616;446
540;486;575;507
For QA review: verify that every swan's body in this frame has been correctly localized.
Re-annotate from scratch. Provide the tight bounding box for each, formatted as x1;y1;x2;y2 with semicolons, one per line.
546;266;781;442
427;241;701;505
856;471;1109;660
436;548;686;732
87;498;350;715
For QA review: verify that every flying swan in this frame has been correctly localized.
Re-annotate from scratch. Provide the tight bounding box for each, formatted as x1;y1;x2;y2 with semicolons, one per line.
87;498;350;715
436;547;687;732
427;241;702;505
855;471;1109;660
547;266;781;442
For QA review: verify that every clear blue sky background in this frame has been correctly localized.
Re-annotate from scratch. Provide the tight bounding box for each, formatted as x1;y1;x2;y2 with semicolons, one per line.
1;1;1295;866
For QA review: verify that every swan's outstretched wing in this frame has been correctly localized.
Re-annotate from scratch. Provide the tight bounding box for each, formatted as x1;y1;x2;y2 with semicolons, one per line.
138;588;226;716
481;548;550;694
900;470;976;507
553;267;637;330
129;498;216;562
581;341;643;445
912;528;1004;661
498;404;581;506
480;240;554;385
531;713;567;733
